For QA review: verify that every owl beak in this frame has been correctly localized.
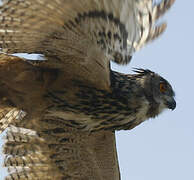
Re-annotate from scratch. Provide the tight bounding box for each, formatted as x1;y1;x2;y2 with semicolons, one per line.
166;97;176;110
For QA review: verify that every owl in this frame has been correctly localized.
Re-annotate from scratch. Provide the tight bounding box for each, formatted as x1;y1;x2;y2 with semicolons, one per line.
0;0;175;179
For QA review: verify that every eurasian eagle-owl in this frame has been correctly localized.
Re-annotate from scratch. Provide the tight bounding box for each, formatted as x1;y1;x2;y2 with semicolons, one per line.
0;0;176;179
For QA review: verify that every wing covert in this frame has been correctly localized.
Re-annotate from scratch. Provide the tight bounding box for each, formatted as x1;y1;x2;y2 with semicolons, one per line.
0;0;175;65
2;122;120;180
0;0;175;90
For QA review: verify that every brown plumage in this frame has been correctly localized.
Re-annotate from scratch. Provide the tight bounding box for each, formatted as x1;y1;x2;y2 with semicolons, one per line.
0;0;176;179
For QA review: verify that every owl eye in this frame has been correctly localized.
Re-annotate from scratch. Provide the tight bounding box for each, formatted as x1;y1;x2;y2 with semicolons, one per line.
160;83;166;93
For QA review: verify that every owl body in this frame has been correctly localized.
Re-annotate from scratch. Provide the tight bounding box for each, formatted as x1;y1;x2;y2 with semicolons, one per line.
44;71;149;131
27;70;174;132
1;68;175;180
0;0;176;179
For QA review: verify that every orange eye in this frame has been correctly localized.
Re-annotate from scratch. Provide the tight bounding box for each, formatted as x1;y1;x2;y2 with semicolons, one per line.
160;83;166;93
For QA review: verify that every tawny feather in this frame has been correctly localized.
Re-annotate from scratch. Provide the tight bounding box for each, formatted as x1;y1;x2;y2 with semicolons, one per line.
2;125;120;180
0;107;24;134
0;0;175;64
0;1;176;179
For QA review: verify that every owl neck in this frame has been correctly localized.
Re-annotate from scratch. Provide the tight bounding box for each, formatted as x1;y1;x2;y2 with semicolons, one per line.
110;71;161;119
46;71;162;131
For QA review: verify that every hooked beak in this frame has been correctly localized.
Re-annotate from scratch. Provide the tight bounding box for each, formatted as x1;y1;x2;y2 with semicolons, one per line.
166;97;176;110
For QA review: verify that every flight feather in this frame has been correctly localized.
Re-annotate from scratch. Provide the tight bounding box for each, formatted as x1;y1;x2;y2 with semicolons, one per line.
0;0;175;65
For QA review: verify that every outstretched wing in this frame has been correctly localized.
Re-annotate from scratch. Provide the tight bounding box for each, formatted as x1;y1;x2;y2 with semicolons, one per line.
0;0;175;88
0;53;120;180
0;1;175;179
2;118;120;180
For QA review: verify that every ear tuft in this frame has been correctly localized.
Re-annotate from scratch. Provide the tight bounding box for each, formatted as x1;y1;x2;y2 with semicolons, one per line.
132;68;154;76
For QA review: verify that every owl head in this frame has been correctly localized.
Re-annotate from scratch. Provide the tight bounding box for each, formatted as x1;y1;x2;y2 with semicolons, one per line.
133;68;176;117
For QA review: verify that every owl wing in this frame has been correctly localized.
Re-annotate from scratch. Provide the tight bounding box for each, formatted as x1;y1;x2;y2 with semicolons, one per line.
2;116;120;180
0;107;23;134
0;0;175;90
0;1;175;179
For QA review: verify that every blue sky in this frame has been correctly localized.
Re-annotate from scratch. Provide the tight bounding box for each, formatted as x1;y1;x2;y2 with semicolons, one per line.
0;1;193;180
114;1;194;180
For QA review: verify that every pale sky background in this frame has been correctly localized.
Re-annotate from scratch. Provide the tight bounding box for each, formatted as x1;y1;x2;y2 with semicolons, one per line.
0;1;193;180
114;1;194;180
